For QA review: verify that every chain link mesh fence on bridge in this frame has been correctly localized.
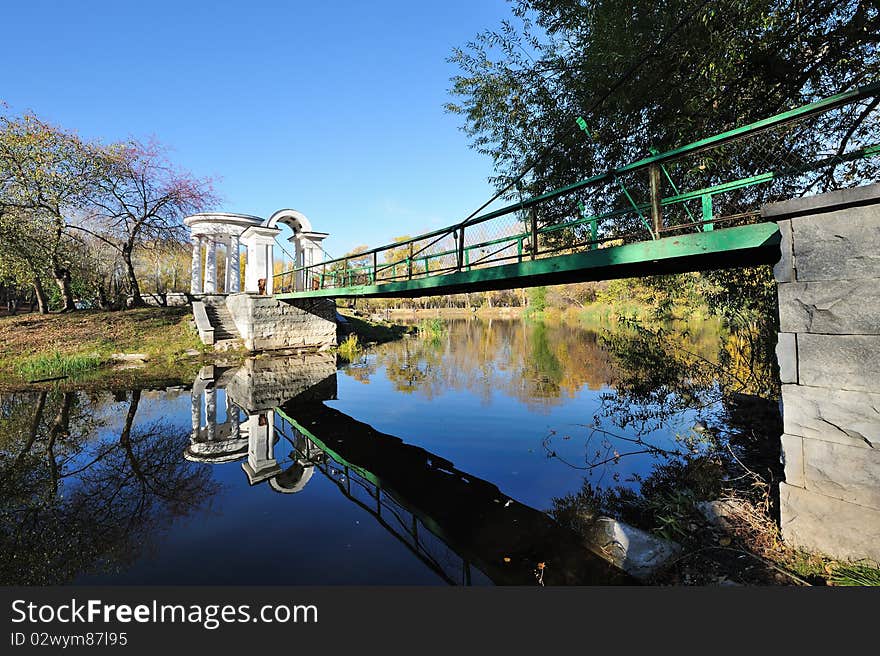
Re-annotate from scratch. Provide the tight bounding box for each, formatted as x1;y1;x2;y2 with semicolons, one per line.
275;83;879;295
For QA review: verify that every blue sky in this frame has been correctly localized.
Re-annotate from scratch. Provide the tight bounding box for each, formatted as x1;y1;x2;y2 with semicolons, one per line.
0;0;514;257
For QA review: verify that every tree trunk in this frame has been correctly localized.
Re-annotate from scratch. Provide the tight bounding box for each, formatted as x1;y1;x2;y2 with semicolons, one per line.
52;267;75;312
32;278;48;314
123;249;143;307
96;278;112;311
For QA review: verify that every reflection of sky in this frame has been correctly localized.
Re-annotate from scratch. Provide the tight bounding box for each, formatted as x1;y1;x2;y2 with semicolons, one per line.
36;319;723;585
330;359;710;513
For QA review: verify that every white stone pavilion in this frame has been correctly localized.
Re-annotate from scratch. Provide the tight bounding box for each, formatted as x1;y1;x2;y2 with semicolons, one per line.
184;209;328;295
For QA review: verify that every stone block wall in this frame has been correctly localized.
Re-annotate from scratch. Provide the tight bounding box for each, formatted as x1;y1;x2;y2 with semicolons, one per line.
225;293;337;352
225;352;337;412
766;183;880;562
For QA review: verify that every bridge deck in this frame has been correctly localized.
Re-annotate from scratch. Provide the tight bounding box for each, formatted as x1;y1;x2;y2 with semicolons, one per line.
275;222;781;300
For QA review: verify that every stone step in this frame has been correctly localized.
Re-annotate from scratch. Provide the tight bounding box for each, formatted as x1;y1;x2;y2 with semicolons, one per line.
204;304;239;339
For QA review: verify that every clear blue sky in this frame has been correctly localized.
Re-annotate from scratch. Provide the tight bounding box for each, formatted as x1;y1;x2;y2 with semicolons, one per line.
0;0;514;257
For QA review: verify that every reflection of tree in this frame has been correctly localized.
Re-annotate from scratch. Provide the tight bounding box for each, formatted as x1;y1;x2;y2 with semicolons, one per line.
0;390;217;585
597;319;776;435
524;320;563;399
344;318;648;409
547;316;783;551
551;454;727;541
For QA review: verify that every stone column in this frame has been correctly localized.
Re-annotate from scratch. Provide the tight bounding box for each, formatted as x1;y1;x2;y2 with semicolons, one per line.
290;232;328;291
240;227;280;294
191;388;201;440
190;235;203;294
767;183;880;563
241;411;281;484
204;238;217;294
264;244;274;294
205;387;217;441
228;235;241;293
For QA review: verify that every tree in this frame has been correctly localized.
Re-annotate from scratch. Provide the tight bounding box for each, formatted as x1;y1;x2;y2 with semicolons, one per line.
447;0;879;228
0;113;101;311
448;0;878;382
83;140;216;306
0;208;51;313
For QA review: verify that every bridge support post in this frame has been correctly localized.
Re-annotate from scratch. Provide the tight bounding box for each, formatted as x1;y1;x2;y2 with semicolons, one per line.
768;183;880;563
648;163;662;238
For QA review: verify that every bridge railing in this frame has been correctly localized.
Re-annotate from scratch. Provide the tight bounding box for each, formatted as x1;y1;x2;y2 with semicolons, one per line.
274;82;880;294
274;411;479;585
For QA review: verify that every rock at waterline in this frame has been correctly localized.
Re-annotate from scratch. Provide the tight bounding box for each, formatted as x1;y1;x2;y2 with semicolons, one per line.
110;353;149;362
585;517;681;581
697;499;748;529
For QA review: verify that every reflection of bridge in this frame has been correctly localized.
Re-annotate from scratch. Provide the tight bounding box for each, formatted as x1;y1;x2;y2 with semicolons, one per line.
183;83;880;564
186;358;632;585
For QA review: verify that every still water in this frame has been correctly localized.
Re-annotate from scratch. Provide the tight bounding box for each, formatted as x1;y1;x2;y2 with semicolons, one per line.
1;317;754;586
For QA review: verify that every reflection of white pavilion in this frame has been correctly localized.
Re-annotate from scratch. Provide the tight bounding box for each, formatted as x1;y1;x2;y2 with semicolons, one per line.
186;367;248;464
184;209;329;296
186;359;334;493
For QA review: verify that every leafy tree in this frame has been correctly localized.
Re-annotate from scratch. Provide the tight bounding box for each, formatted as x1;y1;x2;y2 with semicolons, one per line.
82;140;216;306
448;0;879;205
0;208;51;312
0;113;101;311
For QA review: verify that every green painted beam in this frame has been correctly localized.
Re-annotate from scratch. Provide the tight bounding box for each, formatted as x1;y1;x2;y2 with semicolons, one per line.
275;222;781;300
275;408;462;554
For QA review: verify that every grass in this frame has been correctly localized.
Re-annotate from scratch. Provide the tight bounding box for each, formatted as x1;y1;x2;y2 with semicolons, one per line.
337;334;363;361
829;562;880;586
17;351;105;381
0;306;209;388
417;318;446;340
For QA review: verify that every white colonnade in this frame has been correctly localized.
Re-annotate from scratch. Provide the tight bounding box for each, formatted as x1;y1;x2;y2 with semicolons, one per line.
185;209;328;296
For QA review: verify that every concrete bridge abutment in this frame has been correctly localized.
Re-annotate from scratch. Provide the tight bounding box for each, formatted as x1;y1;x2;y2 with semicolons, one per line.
225;293;337;352
768;183;880;562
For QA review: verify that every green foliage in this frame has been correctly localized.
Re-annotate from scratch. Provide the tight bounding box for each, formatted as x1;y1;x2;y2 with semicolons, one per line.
829;562;880;587
449;1;878;198
528;285;547;311
337;334;363;362
417;318;446;342
17;351;105;381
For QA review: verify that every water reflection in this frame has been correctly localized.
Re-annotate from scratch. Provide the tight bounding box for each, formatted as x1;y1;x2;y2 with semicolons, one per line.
2;317;765;586
185;354;630;585
0;389;216;585
186;355;337;493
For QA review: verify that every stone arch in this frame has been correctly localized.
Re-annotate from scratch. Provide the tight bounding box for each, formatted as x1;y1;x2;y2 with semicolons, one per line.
268;461;315;494
264;209;313;235
263;209;328;292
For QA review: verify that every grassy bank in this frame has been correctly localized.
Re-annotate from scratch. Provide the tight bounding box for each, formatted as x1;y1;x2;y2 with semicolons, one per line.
0;307;211;389
335;310;415;363
337;310;414;344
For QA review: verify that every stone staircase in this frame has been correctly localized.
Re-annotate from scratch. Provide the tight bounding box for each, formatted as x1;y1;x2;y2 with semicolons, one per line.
204;302;240;342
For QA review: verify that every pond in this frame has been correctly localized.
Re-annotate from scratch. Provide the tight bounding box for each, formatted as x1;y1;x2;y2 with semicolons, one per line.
0;317;779;585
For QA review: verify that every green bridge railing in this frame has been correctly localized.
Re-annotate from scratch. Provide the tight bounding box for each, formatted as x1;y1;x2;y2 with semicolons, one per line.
274;82;880;295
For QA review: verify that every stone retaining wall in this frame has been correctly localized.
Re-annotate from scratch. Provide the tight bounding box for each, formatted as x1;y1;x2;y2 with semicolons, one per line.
225;352;337;412
767;183;880;562
225;293;337;352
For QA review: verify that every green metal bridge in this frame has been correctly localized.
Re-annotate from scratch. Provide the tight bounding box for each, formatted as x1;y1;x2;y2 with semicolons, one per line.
274;83;880;300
